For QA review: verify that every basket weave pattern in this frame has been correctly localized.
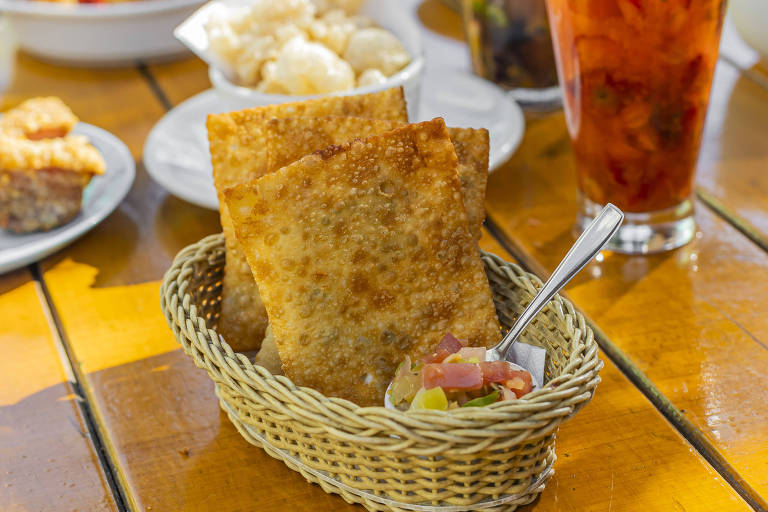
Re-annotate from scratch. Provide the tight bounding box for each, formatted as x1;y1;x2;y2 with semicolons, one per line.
160;234;602;511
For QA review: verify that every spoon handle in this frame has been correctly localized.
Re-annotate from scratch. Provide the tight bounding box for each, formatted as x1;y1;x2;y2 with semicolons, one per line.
489;203;624;361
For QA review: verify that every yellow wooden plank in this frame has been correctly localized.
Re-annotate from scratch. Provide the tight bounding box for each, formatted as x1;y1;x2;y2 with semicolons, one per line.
0;269;117;512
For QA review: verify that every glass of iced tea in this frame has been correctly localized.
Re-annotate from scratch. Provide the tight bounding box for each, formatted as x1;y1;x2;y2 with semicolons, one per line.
545;0;726;253
462;0;561;108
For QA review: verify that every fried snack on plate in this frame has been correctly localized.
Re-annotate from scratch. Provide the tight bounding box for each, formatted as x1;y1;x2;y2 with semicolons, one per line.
224;118;501;406
0;134;105;232
0;97;78;140
207;87;408;353
264;116;489;241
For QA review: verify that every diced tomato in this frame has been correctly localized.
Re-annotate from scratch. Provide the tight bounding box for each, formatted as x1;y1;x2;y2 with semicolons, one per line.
479;362;533;398
505;372;533;398
437;333;464;353
457;346;485;361
422;349;450;364
479;361;515;384
421;333;464;363
422;363;483;391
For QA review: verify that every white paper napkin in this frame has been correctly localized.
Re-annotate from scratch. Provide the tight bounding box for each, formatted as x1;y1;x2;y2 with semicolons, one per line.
507;342;547;390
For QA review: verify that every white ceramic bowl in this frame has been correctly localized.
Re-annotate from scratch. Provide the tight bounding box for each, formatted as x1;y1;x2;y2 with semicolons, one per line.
730;0;768;59
196;0;425;118
0;0;204;66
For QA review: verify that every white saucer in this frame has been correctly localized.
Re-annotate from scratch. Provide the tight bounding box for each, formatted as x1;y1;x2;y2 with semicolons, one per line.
0;123;135;274
144;71;525;210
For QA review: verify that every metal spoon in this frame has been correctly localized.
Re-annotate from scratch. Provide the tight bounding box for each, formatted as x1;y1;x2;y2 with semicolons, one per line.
486;203;623;361
385;203;624;408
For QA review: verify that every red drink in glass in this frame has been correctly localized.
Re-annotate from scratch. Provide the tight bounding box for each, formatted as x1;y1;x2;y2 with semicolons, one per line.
545;0;726;253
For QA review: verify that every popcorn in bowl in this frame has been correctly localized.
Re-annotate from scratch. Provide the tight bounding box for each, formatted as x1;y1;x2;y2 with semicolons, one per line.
203;0;411;94
258;37;355;95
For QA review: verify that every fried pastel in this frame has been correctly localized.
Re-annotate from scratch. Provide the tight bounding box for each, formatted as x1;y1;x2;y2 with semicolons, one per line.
447;126;490;241
264;115;489;240
207;87;408;192
207;88;408;353
264;115;398;173
0;97;78;140
224;119;500;406
215;209;269;353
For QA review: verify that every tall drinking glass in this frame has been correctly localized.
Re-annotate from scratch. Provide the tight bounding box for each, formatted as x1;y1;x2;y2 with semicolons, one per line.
545;0;726;253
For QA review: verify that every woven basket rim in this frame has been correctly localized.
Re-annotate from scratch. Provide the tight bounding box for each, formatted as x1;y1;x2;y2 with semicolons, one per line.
160;233;601;421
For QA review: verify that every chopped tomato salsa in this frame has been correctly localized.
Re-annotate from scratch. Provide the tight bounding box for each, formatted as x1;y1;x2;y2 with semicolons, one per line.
389;333;534;410
422;363;483;391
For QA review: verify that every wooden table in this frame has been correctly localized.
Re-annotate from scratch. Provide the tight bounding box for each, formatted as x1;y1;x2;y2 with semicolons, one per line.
2;2;767;511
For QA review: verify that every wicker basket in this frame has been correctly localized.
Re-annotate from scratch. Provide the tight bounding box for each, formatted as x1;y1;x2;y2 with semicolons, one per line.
160;233;602;512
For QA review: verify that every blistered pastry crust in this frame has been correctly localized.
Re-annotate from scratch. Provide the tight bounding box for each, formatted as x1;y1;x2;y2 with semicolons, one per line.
224;119;500;406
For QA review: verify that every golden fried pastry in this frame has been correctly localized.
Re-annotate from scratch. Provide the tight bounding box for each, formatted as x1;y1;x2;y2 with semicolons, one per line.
447;126;490;241
0;97;78;140
224;119;500;406
207;87;409;353
264;116;489;241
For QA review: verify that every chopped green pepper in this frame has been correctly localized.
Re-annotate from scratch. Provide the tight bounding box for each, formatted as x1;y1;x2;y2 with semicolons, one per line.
462;390;500;407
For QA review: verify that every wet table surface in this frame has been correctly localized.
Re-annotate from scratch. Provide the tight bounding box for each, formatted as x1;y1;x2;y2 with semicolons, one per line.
1;2;767;511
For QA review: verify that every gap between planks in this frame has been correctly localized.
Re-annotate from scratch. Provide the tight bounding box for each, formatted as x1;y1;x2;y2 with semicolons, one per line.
483;215;768;512
694;56;768;257
696;187;768;255
30;264;131;512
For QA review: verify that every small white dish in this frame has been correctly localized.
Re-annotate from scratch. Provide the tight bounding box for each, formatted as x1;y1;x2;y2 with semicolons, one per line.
175;0;426;118
0;0;203;66
144;69;524;210
419;69;525;170
0;123;135;273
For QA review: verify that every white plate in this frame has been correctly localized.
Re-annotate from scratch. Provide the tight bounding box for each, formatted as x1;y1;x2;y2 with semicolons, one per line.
0;0;204;66
144;70;524;210
416;69;525;169
0;123;135;274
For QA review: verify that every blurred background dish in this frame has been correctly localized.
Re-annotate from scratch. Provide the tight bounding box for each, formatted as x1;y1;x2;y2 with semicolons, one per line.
0;122;135;273
0;0;203;66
